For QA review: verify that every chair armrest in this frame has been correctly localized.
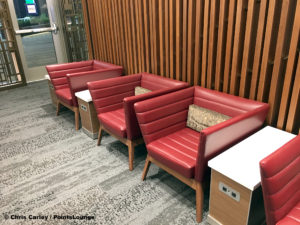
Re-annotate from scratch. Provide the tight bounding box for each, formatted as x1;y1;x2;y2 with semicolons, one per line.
67;67;123;91
46;60;93;73
194;104;269;181
93;60;123;69
67;67;123;106
124;84;189;140
88;74;141;114
134;87;194;144
46;61;94;90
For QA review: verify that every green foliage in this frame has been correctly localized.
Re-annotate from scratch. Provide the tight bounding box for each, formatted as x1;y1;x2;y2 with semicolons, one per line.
17;13;50;28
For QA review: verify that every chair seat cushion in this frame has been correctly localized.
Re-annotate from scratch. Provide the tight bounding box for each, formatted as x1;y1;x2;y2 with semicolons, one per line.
147;127;200;178
55;88;73;106
98;108;127;138
277;202;300;225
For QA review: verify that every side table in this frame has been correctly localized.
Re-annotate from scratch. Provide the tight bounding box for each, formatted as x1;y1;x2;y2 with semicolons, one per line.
207;126;295;225
75;90;99;139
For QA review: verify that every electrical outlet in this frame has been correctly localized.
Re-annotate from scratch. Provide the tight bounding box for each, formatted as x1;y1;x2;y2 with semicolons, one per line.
80;104;87;111
219;182;240;202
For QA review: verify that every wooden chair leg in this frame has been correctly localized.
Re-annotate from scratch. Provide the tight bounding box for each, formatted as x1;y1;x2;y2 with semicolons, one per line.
141;155;151;181
56;100;60;116
128;140;135;171
74;107;80;130
195;181;204;223
97;125;103;146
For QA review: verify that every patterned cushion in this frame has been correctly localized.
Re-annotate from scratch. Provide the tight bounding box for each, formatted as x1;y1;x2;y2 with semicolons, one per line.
186;104;231;132
135;86;151;96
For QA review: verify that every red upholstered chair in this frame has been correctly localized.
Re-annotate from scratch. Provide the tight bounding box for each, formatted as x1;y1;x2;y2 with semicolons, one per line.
260;135;300;225
46;60;123;130
134;86;269;222
87;73;189;170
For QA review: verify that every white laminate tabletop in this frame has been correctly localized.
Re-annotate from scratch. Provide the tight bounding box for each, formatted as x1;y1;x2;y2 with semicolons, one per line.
208;126;296;191
45;74;50;80
75;90;92;102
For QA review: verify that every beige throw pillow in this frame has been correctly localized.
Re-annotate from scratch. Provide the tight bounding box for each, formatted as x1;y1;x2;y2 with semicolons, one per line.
186;104;231;132
135;86;152;96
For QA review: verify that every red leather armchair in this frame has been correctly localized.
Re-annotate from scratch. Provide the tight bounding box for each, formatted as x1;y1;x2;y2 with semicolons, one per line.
46;60;123;130
87;73;189;170
260;135;300;225
134;86;269;222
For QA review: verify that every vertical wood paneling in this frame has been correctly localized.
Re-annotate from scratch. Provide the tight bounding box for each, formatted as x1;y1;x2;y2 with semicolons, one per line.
130;0;138;73
159;0;165;76
111;0;120;65
124;0;133;73
143;0;151;72
257;0;277;102
223;0;235;92
117;0;127;69
201;0;209;87
215;0;227;91
136;0;145;72
165;0;169;77
93;2;101;59
169;0;175;79
267;0;295;125
108;0;117;64
103;1;113;62
186;0;195;84
149;0;158;74
207;0;216;89
286;55;300;132
239;0;255;97
83;0;300;134
229;0;243;95
181;0;187;82
250;0;268;100
193;0;203;86
175;0;181;80
277;0;300;129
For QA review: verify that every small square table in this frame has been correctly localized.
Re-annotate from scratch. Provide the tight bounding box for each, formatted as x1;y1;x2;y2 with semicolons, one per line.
207;126;295;225
75;90;99;139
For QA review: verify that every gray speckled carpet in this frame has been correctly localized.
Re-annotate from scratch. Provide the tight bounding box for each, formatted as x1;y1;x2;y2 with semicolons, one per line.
0;80;210;225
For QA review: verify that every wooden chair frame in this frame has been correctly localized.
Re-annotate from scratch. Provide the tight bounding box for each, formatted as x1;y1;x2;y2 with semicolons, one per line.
56;99;80;130
97;124;144;171
142;154;204;222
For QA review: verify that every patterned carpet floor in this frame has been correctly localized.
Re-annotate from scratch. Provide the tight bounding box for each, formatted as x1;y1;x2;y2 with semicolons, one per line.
0;81;210;225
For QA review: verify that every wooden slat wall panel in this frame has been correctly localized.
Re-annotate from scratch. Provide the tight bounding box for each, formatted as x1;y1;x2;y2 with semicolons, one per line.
83;0;300;134
175;0;182;81
193;0;204;86
267;0;296;124
278;0;300;130
215;0;227;91
249;0;268;100
186;0;195;84
223;0;236;93
143;0;151;73
201;0;209;87
239;0;255;97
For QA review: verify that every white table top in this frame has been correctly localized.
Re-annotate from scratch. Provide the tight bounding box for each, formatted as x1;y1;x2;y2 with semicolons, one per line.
75;90;92;102
208;126;295;191
45;74;50;80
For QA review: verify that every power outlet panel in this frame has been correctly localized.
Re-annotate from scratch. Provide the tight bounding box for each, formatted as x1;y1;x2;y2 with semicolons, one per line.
80;104;87;111
219;182;240;202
